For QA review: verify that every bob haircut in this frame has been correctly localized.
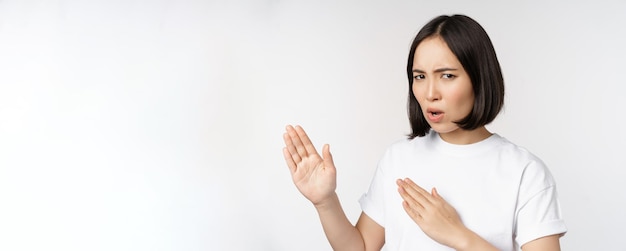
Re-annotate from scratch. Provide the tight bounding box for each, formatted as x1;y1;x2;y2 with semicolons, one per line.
406;15;504;139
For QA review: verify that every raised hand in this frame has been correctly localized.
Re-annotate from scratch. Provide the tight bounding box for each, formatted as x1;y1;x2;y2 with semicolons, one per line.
283;125;337;206
397;178;469;249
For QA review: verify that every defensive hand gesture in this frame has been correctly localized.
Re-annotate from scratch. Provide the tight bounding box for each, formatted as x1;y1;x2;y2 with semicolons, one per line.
282;125;337;206
397;178;470;249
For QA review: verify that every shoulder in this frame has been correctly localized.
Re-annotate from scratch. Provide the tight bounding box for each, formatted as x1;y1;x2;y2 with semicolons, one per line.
493;135;547;168
378;138;413;162
384;132;435;153
373;135;422;172
380;134;431;160
494;135;557;191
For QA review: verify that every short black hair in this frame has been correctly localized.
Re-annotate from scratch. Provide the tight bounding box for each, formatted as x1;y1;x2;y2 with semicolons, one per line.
406;15;504;139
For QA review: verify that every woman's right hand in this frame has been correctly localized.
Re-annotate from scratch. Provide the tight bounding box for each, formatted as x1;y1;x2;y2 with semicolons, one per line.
282;125;337;206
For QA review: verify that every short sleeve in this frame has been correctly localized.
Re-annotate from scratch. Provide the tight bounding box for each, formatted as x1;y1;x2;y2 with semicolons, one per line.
514;160;567;246
359;155;388;227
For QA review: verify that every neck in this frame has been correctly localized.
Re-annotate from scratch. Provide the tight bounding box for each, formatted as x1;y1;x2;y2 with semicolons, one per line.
438;126;492;145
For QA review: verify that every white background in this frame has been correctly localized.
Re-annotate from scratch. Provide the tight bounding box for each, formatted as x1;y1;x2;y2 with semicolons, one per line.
1;0;624;250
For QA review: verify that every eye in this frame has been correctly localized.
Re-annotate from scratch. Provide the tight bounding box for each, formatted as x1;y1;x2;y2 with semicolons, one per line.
413;74;425;80
442;73;456;79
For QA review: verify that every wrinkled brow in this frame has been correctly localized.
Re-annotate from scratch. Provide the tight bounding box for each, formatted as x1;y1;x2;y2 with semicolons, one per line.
412;67;459;73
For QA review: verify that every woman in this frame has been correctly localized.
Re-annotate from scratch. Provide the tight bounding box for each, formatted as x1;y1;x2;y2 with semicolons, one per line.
282;14;566;250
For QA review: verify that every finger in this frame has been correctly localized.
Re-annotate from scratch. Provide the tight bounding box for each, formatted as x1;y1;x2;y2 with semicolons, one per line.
286;125;308;158
403;178;435;204
397;179;429;205
283;131;302;163
322;144;335;171
431;187;448;203
432;187;439;198
295;125;319;156
402;200;423;221
397;179;425;211
282;147;297;175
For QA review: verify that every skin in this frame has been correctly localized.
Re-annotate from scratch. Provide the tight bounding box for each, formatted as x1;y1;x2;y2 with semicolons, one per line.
411;36;492;145
283;125;383;251
282;35;561;250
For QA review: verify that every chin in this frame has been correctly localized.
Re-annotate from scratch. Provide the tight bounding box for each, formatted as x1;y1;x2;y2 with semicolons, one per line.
429;125;460;134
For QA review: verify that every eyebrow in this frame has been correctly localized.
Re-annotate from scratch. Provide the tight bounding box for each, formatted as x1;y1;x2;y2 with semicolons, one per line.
412;68;459;73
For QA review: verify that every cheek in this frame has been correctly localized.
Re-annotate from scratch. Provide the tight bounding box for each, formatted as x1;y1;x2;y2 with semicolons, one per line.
411;84;424;102
451;89;475;112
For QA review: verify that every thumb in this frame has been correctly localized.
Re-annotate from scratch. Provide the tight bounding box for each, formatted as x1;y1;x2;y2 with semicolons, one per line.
432;187;440;198
432;187;447;202
322;144;335;169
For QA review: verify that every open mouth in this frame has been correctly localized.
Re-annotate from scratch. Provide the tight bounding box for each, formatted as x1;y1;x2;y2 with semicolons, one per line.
426;109;444;122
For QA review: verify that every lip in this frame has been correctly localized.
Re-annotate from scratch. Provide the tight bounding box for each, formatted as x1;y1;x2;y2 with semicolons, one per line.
426;108;444;123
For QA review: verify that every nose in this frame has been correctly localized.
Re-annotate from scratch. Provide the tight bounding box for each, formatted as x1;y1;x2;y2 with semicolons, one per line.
426;79;440;102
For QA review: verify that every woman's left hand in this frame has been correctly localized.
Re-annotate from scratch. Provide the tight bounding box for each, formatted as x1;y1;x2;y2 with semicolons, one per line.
396;178;470;249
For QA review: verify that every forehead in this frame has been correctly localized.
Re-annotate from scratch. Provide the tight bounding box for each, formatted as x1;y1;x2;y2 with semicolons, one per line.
412;36;462;69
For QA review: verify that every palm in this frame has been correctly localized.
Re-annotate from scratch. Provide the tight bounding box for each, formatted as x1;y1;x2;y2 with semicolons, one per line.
292;152;335;204
283;125;337;205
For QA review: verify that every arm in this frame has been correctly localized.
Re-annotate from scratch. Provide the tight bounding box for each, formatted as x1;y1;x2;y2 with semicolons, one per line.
282;125;384;251
521;235;561;251
315;195;385;251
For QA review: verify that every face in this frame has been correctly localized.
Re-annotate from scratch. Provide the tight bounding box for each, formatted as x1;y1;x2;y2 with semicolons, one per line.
412;36;476;142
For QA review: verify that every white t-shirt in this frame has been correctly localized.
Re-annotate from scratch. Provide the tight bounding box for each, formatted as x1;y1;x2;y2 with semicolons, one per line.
359;131;567;250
